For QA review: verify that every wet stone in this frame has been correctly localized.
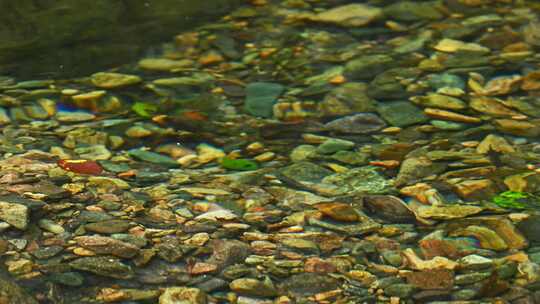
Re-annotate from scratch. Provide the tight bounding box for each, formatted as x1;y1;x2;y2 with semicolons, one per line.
230;278;278;297
455;272;491;285
427;73;465;90
319;82;375;116
363;195;416;223
30;246;64;259
75;235;140;258
128;148;179;167
377;101;429;127
281;273;339;296
48;272;85;287
405;269;454;290
90;72;142;89
517;215;540;243
307;4;382;27
84;220;130;234
207;239;251;271
0;202;29;230
330;151;369;165
69;256;134;279
280;162;333;184
395;157;447;187
322;166;394;195
244;82;284;118
383;1;444;21
384;283;416;298
316;138;355;154
344;54;393;80
55;111;96;122
159;287;207;304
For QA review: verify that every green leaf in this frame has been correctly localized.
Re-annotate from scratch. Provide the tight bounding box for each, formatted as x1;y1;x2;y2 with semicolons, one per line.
132;102;158;118
492;191;530;209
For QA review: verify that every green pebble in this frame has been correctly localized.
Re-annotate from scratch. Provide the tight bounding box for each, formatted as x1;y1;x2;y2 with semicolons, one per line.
220;157;258;171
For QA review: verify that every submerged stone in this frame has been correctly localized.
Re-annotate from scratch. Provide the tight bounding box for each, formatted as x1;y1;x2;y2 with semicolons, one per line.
377;101;428;127
0;202;28;230
244;82;284;118
324;113;386;134
69;256;134;279
90;72;142;88
128;149;179;167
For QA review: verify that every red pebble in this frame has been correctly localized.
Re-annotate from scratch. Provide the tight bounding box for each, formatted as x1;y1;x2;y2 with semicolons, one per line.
57;159;103;175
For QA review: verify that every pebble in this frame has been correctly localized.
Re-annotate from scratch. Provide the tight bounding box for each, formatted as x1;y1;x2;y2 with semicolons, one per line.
244;82;284;118
159;287;207;304
69;256;134;279
0;202;29;230
90;72;142;88
324;113;386;134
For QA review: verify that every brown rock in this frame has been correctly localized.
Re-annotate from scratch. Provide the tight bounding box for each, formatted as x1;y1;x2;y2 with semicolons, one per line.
419;239;460;260
206;240;251;271
493;119;540;137
405;269;454;290
417;205;483;220
476;134;515;154
444;216;528;250
304;257;337;273
439;166;496;181
363;195;416;223
480;75;522;96
159;287;207;304
395;157;447;187
400;183;435;204
522;70;540;91
470;97;521;117
452;179;498;200
424;108;481;123
314;202;359;222
75;236;140;258
504;172;540;193
449;225;508;251
402;248;458;270
189;262;218;275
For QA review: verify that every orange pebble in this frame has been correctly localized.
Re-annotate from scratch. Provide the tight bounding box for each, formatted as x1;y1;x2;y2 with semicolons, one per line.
329;75;346;84
118;170;137;178
369;160;400;169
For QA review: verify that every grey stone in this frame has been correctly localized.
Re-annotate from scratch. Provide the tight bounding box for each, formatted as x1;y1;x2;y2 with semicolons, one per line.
323;166;394;195
207;239;251;271
281;274;339;296
244;82;284;118
48;272;85;287
344;55;393;80
377;101;428;127
324;113;386;134
280;162;333;184
128;149;179;167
